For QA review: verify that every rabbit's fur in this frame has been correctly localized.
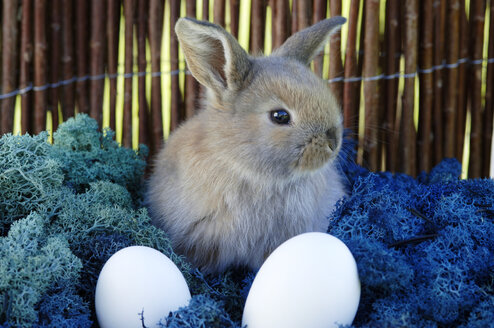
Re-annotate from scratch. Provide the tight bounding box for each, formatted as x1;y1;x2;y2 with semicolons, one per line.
146;17;347;273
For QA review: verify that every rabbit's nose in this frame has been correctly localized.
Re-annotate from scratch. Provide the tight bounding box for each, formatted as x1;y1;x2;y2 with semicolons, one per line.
325;128;339;151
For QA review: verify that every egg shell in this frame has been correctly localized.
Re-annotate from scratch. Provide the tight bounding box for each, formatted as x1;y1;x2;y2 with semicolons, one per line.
95;246;191;328
242;232;360;328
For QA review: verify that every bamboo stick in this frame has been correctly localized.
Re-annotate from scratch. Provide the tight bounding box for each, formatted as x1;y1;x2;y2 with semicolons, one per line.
362;0;380;171
214;0;225;27
202;0;209;20
273;0;289;49
170;0;184;131
137;0;149;147
230;0;240;38
185;0;199;120
342;0;359;138
123;0;135;148
312;0;326;77
329;0;343;106
75;0;89;114
418;0;434;173
89;0;106;127
0;0;19;134
61;0;75;124
20;0;33;134
251;0;266;54
383;0;400;172
468;0;486;177
1;0;19;134
398;0;418;176
107;0;121;132
295;0;310;31
48;0;62;131
455;0;469;162
432;0;446;166
443;0;460;159
34;0;47;134
483;1;494;177
149;0;164;153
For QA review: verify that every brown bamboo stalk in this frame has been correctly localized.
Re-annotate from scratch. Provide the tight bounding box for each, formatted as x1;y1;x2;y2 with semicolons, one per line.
170;0;184;131
296;0;311;31
48;0;62;131
20;0;33;134
137;0;149;147
123;0;135;148
312;0;327;77
418;0;434;173
1;0;19;134
214;0;226;27
273;0;289;49
383;0;400;172
149;0;164;153
398;0;418;176
250;0;266;54
230;0;240;38
329;0;343;106
432;0;446;166
89;0;106;127
363;0;380;171
468;0;486;177
455;0;469;162
342;0;359;137
61;0;75;123
482;1;494;176
290;0;297;35
443;0;460;159
202;0;210;20
34;0;47;134
107;0;121;132
75;0;89;114
185;0;199;120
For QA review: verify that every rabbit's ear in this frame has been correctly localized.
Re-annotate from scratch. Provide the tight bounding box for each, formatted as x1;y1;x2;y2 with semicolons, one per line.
175;18;251;96
272;16;346;65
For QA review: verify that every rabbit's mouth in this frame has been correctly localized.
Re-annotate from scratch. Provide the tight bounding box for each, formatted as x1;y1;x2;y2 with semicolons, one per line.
294;134;339;172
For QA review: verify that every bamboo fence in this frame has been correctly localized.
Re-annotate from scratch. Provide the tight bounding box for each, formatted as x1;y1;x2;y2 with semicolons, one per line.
0;0;492;178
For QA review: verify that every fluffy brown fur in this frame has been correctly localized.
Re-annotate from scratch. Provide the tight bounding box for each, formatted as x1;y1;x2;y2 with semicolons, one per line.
146;16;347;273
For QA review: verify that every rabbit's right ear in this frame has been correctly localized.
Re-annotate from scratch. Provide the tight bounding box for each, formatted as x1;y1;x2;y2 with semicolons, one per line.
175;18;251;99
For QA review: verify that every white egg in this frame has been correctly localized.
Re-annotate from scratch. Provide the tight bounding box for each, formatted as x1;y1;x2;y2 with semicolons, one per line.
95;246;191;328
242;232;360;328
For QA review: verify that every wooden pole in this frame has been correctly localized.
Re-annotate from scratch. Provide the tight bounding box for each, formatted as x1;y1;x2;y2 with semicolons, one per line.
170;0;184;131
312;0;327;77
456;0;469;162
342;0;359;138
214;0;225;27
273;0;289;49
89;0;106;127
483;1;494;177
20;0;33;134
48;0;62;131
432;0;446;166
398;0;418;176
329;0;343;106
362;0;380;171
418;0;434;173
137;0;149;147
230;0;240;38
443;0;460;159
468;0;486;177
123;0;135;148
251;0;266;54
149;0;164;153
107;0;121;131
61;0;75;123
75;0;89;114
34;0;47;134
185;0;199;120
1;0;19;134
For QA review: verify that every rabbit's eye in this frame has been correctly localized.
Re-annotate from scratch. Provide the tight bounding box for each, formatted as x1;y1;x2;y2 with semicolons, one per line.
269;109;291;125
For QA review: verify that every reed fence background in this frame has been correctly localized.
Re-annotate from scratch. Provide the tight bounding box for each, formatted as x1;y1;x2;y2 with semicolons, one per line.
0;0;492;178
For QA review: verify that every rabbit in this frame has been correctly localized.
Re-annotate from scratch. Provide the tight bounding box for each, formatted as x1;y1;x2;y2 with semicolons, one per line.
146;16;347;273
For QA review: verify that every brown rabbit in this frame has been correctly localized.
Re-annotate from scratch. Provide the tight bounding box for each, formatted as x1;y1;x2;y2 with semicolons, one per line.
146;16;347;273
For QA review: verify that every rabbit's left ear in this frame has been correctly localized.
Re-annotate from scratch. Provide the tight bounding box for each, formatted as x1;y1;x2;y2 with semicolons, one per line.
272;16;346;65
175;18;251;97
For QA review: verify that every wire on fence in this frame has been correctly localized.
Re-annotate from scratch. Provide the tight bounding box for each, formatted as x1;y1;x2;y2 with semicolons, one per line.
1;56;493;100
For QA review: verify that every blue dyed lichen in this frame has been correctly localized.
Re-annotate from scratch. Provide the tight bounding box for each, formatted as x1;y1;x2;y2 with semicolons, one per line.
0;116;492;327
